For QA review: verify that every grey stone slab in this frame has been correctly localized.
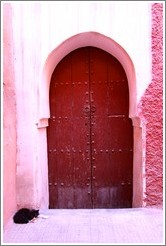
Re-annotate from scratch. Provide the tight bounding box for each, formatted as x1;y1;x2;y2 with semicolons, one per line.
3;208;164;244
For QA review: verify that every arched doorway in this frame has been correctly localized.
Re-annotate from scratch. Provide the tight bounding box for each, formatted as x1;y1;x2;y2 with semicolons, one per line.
47;47;133;208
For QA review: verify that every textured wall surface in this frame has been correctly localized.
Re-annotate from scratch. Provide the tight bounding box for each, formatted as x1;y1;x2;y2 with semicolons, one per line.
141;3;163;206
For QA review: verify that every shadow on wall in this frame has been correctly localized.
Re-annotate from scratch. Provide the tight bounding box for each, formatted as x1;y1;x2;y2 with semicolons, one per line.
3;3;17;227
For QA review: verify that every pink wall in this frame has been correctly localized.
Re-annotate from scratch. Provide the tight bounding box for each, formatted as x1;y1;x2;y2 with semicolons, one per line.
141;3;163;207
3;4;17;226
2;2;163;220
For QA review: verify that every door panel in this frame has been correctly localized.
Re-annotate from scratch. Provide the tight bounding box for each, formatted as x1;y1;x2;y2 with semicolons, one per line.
47;47;133;208
89;48;133;208
48;49;92;208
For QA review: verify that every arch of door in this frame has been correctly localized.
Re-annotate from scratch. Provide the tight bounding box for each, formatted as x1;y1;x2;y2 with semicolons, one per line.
47;46;133;209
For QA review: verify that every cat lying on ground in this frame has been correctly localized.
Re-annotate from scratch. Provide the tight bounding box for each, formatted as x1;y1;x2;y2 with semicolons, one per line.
13;208;39;224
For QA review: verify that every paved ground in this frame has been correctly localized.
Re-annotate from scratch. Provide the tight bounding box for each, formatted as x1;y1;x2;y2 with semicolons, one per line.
3;208;164;244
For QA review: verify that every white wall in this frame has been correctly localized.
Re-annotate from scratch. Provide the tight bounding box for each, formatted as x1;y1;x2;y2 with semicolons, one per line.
9;1;151;208
12;1;151;100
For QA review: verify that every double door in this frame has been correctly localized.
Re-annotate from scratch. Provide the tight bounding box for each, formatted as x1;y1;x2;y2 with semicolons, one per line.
47;47;133;208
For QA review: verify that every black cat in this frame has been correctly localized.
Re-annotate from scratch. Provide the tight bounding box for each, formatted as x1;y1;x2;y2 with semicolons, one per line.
13;208;39;224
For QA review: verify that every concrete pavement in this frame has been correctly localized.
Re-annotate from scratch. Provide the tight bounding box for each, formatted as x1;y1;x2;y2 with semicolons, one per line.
3;208;164;244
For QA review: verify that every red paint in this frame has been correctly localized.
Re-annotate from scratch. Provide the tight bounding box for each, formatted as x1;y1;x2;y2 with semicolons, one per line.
47;47;133;208
141;3;163;206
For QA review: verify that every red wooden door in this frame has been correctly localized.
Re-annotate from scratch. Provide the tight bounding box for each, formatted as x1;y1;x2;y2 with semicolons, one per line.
47;47;133;209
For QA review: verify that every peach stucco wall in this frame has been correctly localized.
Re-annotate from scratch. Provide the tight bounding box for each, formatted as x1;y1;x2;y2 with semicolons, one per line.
3;4;17;226
140;3;163;207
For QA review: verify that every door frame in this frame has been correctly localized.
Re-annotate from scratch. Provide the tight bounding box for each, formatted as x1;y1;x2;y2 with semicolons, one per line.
48;46;134;208
37;32;146;208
